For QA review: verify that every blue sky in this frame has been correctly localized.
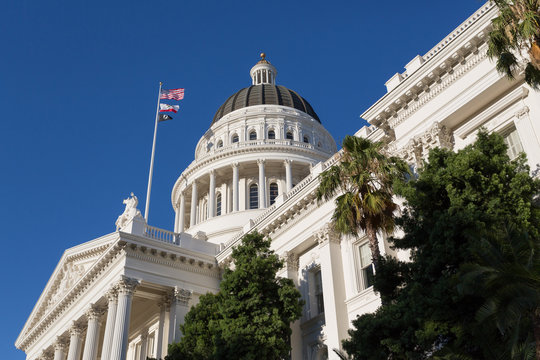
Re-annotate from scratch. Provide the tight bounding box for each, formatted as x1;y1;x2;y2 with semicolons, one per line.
2;0;484;357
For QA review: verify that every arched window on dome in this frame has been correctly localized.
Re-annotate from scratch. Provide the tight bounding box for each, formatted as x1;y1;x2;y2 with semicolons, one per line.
268;129;275;140
317;141;322;148
249;130;257;141
249;184;258;209
216;193;222;216
286;131;293;140
269;183;278;205
217;140;223;148
303;135;309;144
232;134;239;143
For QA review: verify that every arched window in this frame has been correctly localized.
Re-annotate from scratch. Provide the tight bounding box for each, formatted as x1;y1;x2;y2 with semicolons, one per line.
269;183;278;205
303;135;309;143
217;140;223;148
317;141;321;148
268;129;275;139
249;131;257;140
286;131;293;140
232;134;239;143
216;193;222;216
249;184;258;209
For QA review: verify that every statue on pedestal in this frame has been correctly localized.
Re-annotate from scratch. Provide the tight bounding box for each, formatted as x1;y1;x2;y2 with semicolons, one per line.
115;193;142;231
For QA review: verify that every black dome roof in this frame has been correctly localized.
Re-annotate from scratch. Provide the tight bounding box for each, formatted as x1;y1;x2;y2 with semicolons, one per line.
212;84;320;125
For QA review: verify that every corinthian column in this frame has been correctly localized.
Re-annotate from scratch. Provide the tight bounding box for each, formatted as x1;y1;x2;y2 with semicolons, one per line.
257;159;266;208
82;305;105;360
53;337;68;360
190;181;198;227
168;287;192;344
101;288;118;360
208;170;216;218
66;323;84;360
232;162;239;212
178;194;186;232
155;295;170;359
284;159;293;192
109;276;139;360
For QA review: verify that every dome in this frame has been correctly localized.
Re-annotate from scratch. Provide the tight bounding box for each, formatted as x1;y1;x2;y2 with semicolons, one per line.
212;84;321;125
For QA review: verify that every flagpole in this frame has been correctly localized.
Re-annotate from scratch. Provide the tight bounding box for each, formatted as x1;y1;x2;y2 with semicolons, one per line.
144;81;163;222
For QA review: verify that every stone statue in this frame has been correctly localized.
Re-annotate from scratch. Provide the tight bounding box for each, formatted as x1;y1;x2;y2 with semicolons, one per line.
115;193;142;231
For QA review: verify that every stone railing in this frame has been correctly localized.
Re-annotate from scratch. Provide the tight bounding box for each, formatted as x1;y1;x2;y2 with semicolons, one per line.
144;224;179;245
197;139;316;161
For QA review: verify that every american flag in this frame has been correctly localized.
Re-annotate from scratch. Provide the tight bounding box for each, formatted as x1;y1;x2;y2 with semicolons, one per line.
160;88;184;100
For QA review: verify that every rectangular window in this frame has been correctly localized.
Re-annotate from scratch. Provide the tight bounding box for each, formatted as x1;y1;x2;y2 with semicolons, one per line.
359;243;374;290
503;128;524;160
314;269;324;315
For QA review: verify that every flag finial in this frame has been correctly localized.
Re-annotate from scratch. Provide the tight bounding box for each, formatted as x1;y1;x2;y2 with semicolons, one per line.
260;52;266;60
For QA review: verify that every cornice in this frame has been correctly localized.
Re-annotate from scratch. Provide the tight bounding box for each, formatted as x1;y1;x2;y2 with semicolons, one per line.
361;3;496;128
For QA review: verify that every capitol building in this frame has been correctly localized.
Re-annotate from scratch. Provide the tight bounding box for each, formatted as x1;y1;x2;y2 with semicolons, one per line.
16;3;540;360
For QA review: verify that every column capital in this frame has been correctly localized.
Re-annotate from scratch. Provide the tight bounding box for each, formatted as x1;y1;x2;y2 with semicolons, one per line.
284;159;293;165
171;286;192;306
315;223;341;246
158;294;171;310
104;287;118;303
116;276;140;296
85;304;106;321
281;251;299;271
231;161;239;169
69;322;85;337
54;336;68;351
41;349;54;360
257;158;266;166
209;169;215;175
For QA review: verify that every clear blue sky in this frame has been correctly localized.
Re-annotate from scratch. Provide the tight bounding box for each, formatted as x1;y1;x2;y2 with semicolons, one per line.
2;0;484;357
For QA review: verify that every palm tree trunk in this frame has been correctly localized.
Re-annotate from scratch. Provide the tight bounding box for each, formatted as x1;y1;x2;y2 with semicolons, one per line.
365;222;381;272
534;308;540;360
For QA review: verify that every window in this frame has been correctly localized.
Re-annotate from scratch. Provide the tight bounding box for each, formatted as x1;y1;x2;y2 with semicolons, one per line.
216;193;222;216
217;140;223;148
503;128;524;160
231;134;239;143
249;184;258;209
249;130;257;140
286;131;293;140
314;269;324;314
303;135;309;143
268;129;275;139
358;243;374;290
269;183;278;205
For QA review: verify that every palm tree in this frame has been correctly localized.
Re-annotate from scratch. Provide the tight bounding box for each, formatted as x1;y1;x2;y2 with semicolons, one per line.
458;225;540;359
316;135;409;272
487;0;540;88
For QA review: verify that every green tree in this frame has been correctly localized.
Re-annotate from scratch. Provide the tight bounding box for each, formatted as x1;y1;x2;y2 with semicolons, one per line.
166;232;303;360
316;135;409;272
487;0;540;88
458;225;540;359
342;131;540;359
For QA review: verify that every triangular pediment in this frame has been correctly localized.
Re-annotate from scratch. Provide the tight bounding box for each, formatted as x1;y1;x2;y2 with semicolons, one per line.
17;232;118;344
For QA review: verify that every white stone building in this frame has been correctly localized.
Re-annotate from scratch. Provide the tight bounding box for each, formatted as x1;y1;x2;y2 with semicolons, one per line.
16;3;540;360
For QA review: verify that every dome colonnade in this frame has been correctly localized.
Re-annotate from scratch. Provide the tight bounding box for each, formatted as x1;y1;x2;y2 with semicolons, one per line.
171;54;336;244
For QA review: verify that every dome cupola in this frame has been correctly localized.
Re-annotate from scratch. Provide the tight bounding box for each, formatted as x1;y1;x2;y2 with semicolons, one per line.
250;53;277;85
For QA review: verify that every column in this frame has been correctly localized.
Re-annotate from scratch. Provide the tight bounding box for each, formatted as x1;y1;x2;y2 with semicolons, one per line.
168;287;192;344
82;305;105;360
178;194;185;232
284;159;293;192
53;337;68;360
100;288;118;360
208;170;216;218
257;159;266;208
155;296;170;359
138;329;148;360
174;204;180;233
315;224;349;359
282;252;302;360
190;181;198;227
109;276;139;360
66;323;84;360
232;162;239;212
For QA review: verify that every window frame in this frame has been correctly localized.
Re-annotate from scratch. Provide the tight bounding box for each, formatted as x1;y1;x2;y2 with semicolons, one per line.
249;183;259;209
267;129;276;139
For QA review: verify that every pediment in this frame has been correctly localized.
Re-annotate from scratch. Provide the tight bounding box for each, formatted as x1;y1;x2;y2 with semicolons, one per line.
18;232;118;342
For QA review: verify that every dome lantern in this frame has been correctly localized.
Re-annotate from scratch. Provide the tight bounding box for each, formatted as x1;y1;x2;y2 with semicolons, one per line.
250;53;277;85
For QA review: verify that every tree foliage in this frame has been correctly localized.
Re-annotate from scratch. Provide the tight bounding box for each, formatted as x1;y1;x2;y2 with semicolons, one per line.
165;232;303;360
342;131;540;359
316;135;409;271
487;0;540;88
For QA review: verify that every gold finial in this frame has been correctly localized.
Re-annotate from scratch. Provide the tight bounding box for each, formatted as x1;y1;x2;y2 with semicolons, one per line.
260;52;266;60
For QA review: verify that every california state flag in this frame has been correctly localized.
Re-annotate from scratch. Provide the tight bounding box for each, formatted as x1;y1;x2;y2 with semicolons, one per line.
159;103;180;113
